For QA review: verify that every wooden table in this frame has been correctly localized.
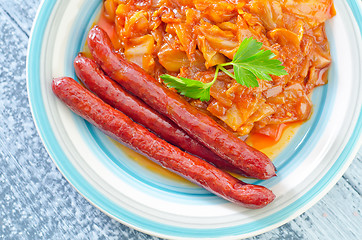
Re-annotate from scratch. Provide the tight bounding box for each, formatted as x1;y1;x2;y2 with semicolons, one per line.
0;0;361;239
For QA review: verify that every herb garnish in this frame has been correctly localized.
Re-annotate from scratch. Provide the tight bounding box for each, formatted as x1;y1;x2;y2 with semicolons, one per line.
160;37;288;101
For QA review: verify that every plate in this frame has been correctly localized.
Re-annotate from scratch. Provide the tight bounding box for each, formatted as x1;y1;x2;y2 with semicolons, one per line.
27;0;362;239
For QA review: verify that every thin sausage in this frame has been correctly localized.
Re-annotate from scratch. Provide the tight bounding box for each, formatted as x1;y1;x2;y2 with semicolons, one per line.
74;54;246;175
52;77;275;208
87;25;276;179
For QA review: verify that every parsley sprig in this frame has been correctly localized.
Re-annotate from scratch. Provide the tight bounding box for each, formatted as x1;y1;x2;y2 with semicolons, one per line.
160;37;288;101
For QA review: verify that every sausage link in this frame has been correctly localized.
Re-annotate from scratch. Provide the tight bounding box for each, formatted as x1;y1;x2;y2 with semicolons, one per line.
52;77;275;208
87;25;276;179
74;54;246;175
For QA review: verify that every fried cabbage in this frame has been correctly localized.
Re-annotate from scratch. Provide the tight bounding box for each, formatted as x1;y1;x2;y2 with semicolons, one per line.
102;0;335;138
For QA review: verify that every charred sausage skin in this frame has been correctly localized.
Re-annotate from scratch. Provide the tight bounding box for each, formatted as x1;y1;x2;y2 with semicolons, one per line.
52;77;275;208
87;25;276;180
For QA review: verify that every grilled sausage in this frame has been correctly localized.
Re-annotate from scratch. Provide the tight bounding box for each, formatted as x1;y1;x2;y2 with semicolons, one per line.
74;54;246;175
52;76;275;208
87;25;276;179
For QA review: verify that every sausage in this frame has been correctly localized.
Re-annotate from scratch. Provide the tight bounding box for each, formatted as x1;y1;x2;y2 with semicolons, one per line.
52;77;275;208
74;54;246;175
87;25;276;179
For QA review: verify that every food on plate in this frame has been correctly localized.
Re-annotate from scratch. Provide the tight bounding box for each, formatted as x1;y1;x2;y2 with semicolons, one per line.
51;0;336;207
52;76;276;208
87;25;276;180
74;53;247;175
101;0;335;139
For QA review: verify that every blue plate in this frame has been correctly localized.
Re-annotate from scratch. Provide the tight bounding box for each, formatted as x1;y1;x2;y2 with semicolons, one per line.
27;0;362;239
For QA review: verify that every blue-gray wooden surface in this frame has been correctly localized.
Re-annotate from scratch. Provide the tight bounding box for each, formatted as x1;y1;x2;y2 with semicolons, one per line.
0;0;361;239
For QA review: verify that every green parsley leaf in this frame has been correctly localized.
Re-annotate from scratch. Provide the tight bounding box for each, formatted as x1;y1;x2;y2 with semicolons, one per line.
234;66;259;88
160;75;213;101
160;37;288;101
233;37;264;63
231;38;288;86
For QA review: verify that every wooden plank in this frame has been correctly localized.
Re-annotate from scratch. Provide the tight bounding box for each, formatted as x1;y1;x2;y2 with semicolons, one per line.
0;0;40;35
0;6;159;240
249;158;362;239
0;1;360;239
343;151;362;195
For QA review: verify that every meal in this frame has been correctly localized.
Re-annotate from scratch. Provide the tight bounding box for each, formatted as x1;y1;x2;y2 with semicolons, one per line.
101;0;335;138
52;0;335;208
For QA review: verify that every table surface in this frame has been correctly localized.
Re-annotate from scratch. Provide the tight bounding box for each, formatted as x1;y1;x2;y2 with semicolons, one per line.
0;0;361;239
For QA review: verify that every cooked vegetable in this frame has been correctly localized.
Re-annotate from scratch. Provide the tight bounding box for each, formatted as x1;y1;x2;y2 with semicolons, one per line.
160;37;288;101
102;0;335;138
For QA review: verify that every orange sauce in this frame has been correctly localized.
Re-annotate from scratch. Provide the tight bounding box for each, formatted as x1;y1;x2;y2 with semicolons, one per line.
107;122;302;184
246;122;303;159
81;6;119;59
110;139;193;185
97;7;122;50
